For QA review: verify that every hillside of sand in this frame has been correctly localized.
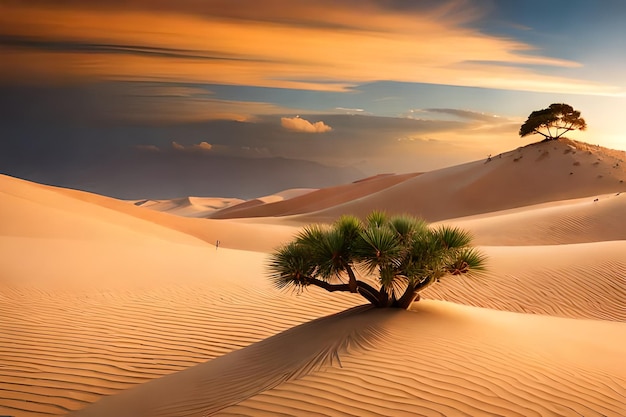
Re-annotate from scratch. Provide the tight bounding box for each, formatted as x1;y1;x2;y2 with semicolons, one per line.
140;138;625;225
1;138;625;417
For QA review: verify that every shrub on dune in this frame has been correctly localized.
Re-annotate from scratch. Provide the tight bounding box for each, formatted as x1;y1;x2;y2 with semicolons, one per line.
519;103;586;141
268;211;486;309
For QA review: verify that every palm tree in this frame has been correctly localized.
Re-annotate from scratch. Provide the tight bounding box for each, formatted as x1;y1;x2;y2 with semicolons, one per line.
268;211;486;309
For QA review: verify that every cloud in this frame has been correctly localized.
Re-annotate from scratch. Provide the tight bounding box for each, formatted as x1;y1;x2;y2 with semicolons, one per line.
134;144;160;152
0;1;621;96
171;141;214;152
281;116;332;133
132;138;274;159
193;141;213;151
0;34;249;62
414;108;504;122
171;141;186;151
335;107;366;114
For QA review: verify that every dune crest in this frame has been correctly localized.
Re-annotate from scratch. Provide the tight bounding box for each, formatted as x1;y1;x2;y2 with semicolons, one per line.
133;196;245;218
445;191;626;245
294;138;626;223
210;172;420;219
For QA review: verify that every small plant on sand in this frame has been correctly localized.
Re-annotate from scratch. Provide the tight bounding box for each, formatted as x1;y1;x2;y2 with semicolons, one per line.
520;103;586;141
268;211;486;309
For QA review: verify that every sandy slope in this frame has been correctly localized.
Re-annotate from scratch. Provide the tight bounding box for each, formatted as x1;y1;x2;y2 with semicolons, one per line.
134;189;315;219
218;302;626;417
445;192;626;245
0;175;362;416
2;138;626;417
0;175;298;252
210;173;420;219
73;302;626;417
423;242;626;321
292;138;626;223
133;197;245;218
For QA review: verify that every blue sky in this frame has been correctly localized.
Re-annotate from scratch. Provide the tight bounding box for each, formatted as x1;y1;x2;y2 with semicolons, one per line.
1;0;625;196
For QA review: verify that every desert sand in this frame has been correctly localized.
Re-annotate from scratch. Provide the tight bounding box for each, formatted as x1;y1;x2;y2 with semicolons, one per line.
1;138;625;416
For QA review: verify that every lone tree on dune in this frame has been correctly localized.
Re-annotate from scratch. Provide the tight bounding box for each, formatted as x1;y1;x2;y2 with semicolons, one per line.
268;211;486;309
519;103;586;141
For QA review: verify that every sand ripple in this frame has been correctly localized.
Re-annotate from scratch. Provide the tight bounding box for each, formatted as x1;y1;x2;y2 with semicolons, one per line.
423;243;626;322
0;285;361;416
60;304;626;417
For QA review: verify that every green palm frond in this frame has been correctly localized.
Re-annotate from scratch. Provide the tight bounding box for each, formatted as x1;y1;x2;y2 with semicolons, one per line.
379;267;395;293
366;210;388;228
389;214;427;243
267;242;315;289
405;228;467;285
409;232;442;264
355;225;403;274
379;268;409;298
295;221;358;280
334;214;363;242
447;248;487;276
295;224;329;248
433;225;473;249
314;228;353;279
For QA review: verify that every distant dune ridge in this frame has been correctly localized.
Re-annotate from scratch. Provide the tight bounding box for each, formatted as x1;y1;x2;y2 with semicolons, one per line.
1;138;625;416
144;138;626;224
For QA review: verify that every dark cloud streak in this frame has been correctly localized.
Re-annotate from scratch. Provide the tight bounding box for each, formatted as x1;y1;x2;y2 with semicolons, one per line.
422;108;505;122
0;35;272;63
0;0;449;32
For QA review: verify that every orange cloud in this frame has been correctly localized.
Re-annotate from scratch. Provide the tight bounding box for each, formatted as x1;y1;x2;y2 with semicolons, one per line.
171;141;213;152
171;141;186;151
281;116;332;133
193;141;213;151
0;1;621;96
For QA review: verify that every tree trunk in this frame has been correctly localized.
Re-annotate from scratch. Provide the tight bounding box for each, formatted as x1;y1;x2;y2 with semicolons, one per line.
306;278;351;293
356;280;383;307
305;276;386;307
414;276;435;292
357;287;381;306
378;290;390;308
397;288;420;309
346;265;358;293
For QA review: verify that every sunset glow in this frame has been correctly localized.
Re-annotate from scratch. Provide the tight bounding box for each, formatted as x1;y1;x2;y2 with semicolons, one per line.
1;2;616;94
1;0;626;194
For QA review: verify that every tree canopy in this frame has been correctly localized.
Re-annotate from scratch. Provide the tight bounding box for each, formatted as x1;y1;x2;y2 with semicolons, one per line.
519;103;586;140
268;211;486;309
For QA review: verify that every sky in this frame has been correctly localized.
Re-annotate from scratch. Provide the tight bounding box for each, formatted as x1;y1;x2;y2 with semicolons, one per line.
1;0;626;197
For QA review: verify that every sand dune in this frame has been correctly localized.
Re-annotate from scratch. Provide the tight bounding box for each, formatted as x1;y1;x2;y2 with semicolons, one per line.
219;302;626;417
2;138;625;417
0;175;298;252
135;189;315;219
256;188;317;203
446;191;626;245
0;260;363;416
134;196;245;218
210;173;420;219
0;174;362;416
293;138;626;223
0;175;203;246
423;242;626;321
73;302;626;417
